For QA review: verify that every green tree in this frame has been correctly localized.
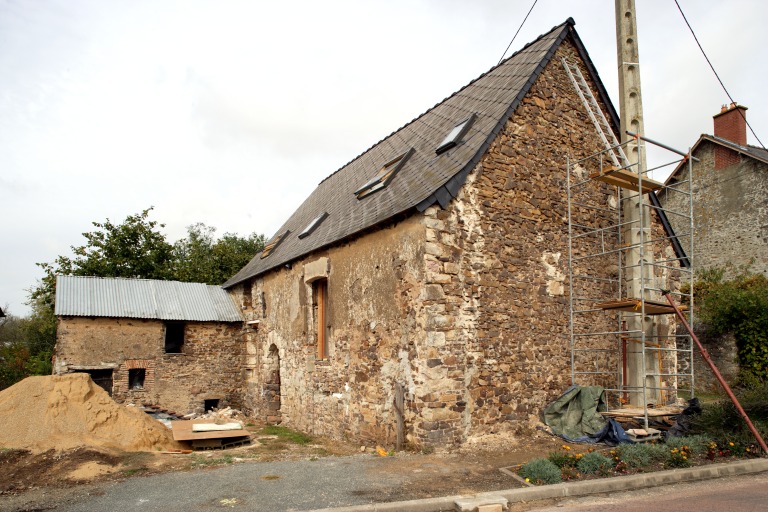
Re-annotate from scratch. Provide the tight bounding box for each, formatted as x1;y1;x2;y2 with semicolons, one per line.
10;207;264;390
695;267;768;379
30;207;175;310
172;223;265;285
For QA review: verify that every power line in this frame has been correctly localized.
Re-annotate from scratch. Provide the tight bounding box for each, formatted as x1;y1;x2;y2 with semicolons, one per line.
673;0;766;150
497;0;538;66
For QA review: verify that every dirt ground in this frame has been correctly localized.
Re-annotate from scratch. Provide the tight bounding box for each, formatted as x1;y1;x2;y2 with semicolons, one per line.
0;425;566;511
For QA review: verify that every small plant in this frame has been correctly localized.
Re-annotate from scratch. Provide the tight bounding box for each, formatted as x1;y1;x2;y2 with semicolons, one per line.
665;445;691;468
576;451;612;474
560;465;581;481
666;434;711;456
519;458;563;485
617;443;651;468
548;451;577;468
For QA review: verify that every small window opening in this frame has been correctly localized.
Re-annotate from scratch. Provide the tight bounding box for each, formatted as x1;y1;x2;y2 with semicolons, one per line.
164;322;185;353
354;148;415;199
243;280;253;308
261;230;290;259
204;399;220;412
436;113;477;155
298;212;329;239
312;279;329;360
129;368;146;390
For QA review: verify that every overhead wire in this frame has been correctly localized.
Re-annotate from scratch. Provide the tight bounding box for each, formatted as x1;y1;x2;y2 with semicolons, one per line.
497;0;538;66
673;0;766;150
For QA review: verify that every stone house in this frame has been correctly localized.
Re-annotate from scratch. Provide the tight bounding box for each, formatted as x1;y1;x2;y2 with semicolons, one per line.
53;275;244;414
658;103;768;276
222;19;682;447
657;103;768;389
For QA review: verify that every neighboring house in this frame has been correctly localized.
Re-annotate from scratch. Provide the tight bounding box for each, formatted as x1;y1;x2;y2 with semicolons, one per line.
657;103;768;390
53;275;244;414
658;103;768;275
222;19;682;447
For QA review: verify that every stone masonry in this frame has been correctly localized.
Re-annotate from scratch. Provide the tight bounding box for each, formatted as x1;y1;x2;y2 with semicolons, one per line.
54;317;245;414
233;40;682;448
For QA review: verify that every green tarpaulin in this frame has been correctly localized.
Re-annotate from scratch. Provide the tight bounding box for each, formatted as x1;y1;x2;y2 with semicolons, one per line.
543;385;608;440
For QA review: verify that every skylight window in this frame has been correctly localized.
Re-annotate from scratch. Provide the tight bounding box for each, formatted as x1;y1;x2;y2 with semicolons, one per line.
354;148;415;200
298;212;328;239
260;230;290;259
436;113;477;155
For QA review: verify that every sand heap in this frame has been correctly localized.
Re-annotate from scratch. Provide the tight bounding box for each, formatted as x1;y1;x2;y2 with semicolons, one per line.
0;373;184;453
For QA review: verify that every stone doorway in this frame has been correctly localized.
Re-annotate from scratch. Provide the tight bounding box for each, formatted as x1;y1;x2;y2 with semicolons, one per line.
264;344;281;424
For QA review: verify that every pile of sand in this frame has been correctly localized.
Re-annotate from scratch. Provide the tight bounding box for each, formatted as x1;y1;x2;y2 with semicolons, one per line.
0;374;184;453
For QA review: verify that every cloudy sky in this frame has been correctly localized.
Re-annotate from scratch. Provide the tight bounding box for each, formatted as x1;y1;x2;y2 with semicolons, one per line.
2;0;766;316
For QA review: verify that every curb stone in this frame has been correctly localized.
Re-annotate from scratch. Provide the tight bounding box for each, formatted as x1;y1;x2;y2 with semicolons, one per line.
305;458;768;512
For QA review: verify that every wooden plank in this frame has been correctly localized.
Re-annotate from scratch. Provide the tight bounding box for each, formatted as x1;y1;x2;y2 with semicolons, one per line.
192;422;243;432
602;405;683;418
596;298;687;316
590;167;663;193
172;420;252;441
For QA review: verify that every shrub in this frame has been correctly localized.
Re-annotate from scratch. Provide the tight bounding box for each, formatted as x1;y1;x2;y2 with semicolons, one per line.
665;445;691;468
548;451;577;468
617;443;651;468
576;451;612;474
519;458;563;485
666;435;711;456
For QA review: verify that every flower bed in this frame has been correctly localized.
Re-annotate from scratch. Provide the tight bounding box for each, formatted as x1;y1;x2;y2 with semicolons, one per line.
518;436;763;485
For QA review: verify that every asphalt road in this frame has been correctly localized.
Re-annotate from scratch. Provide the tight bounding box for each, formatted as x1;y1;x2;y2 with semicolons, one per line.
526;472;768;512
59;455;409;512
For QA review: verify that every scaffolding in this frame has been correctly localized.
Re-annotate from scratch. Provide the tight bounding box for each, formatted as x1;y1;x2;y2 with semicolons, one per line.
566;135;695;430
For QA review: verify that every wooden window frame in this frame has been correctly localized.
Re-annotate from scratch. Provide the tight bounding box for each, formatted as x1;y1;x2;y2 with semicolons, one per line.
312;278;329;360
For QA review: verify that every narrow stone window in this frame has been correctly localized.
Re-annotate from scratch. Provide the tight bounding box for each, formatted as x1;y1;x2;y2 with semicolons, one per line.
243;280;253;309
164;322;185;353
312;278;329;360
129;368;145;390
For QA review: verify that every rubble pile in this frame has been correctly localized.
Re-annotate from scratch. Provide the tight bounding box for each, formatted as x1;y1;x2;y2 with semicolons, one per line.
183;406;247;426
0;374;184;453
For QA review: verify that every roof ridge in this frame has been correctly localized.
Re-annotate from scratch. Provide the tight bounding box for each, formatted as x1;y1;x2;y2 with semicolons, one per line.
316;18;575;186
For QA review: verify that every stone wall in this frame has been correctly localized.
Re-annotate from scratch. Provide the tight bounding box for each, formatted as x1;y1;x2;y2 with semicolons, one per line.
659;141;768;275
54;317;244;414
234;215;427;446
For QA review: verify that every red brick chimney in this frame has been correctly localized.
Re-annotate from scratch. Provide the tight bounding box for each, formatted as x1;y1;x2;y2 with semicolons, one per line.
713;102;747;145
713;102;747;169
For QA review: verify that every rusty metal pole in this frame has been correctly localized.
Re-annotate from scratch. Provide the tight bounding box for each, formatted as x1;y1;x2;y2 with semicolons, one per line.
662;291;768;455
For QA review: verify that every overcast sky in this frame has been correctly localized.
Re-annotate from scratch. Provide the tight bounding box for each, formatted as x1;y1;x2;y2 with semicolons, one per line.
2;0;766;316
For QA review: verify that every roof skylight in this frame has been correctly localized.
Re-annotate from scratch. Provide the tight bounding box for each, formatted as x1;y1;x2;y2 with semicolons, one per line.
436;114;477;155
260;230;290;259
354;147;415;200
298;212;329;239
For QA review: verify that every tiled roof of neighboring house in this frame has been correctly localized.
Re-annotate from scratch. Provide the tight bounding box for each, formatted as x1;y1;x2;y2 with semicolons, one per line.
225;18;618;287
55;275;243;322
666;134;768;184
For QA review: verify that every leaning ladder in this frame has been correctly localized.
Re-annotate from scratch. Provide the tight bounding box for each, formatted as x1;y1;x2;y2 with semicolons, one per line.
561;58;629;168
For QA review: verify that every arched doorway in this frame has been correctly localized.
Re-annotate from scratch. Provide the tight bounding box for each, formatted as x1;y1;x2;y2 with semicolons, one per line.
264;344;281;424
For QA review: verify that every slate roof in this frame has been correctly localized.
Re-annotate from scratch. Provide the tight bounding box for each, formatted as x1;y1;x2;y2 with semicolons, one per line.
666;134;768;186
55;275;243;322
225;18;616;288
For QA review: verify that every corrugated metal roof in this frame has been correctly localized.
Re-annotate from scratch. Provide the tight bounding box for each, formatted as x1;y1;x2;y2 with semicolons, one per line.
224;18;615;288
55;275;243;322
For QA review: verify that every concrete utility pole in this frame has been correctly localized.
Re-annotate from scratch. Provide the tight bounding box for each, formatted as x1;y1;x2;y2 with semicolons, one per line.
615;0;660;405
